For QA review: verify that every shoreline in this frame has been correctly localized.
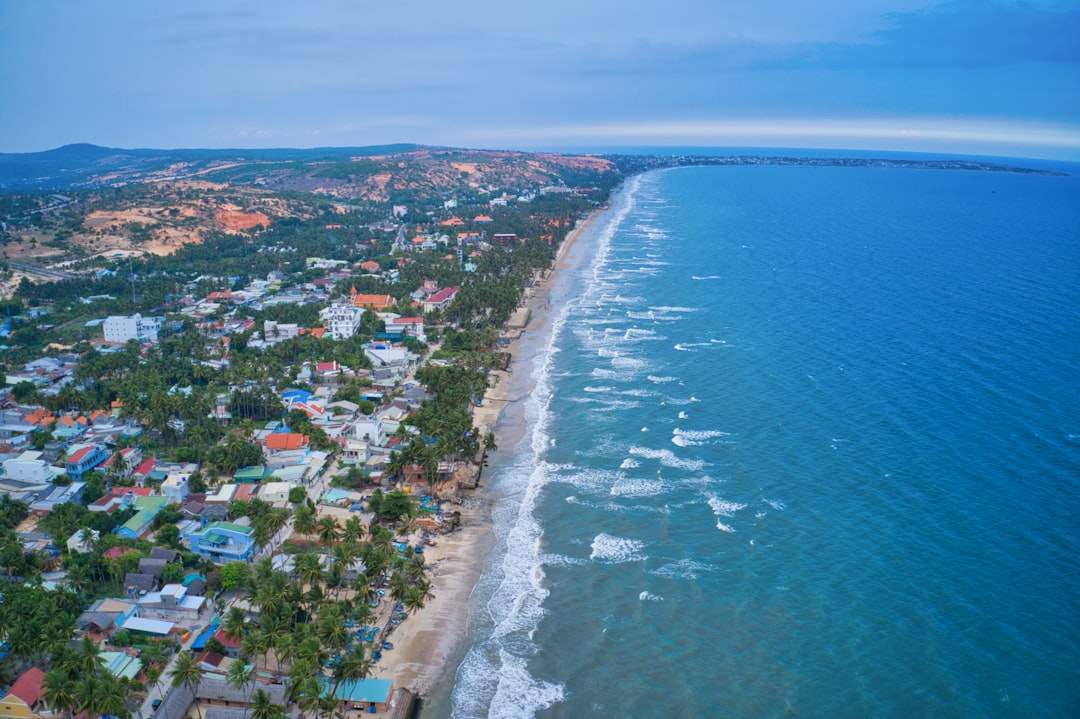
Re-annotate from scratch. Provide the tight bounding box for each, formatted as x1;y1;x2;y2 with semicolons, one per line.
383;204;610;706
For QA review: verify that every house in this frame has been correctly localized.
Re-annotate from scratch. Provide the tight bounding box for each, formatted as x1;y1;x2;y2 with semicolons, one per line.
350;415;388;446
64;443;109;480
99;651;143;682
102;447;141;477
66;529;99;554
114;496;168;540
421;286;459;313
265;432;309;452
161;471;190;504
359;260;381;273
137;583;207;620
0;667;45;719
124;572;157;597
2;451;59;485
258;482;291;504
185;521;256;563
386;316;426;340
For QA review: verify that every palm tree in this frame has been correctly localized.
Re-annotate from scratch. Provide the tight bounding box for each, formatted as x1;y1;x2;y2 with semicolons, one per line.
226;660;255;719
314;515;341;547
42;669;77;719
293;503;317;538
340;516;366;546
294;553;323;593
168;650;203;718
402;580;434;615
221;606;248;646
250;689;285;719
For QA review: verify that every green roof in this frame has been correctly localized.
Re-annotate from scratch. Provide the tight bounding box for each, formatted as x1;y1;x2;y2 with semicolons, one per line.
234;466;268;481
210;521;253;535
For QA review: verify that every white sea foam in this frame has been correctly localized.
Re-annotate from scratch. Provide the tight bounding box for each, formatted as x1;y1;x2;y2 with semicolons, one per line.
648;375;679;383
609;476;665;497
487;649;566;718
590;533;647;562
611;355;648;371
591;368;620;379
672;428;732;446
649;558;717;580
649;305;697;313
764;498;786;511
692;274;723;280
583;386;614;393
619;458;641;469
678;411;688;419
708;495;747;533
639;591;665;602
629;446;706;471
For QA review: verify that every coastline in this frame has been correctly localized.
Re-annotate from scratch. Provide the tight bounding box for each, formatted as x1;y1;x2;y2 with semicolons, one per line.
384;203;611;707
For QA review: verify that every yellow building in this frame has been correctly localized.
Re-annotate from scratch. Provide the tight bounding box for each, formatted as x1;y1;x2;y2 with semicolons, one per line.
0;667;45;719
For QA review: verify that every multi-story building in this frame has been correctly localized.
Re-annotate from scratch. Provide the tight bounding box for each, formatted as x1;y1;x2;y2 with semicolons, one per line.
325;301;362;340
103;313;161;344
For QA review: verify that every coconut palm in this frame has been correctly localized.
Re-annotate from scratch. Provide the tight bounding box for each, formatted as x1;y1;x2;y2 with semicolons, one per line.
250;689;285;719
314;516;341;547
168;650;203;718
293;503;317;538
226;660;255;719
221;606;249;646
42;669;76;719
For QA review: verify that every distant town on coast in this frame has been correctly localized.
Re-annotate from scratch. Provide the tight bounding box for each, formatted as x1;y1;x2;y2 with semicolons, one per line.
0;143;1063;718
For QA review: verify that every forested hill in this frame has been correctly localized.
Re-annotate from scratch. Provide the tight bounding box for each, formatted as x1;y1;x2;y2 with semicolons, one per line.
0;143;422;192
0;143;616;197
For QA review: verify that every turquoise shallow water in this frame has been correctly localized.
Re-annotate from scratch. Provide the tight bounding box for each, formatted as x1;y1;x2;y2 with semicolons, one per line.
446;163;1080;718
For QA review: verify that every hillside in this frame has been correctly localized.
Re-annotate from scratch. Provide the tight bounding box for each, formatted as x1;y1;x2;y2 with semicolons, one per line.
0;144;619;273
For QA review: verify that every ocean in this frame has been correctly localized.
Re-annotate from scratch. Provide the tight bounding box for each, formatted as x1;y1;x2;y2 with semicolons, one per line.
432;161;1080;718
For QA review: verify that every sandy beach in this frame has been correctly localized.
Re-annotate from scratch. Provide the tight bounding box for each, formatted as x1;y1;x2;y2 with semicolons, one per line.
382;207;606;704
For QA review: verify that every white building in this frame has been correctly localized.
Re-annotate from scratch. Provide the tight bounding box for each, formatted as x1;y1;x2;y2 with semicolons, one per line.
103;313;161;344
323;302;362;340
351;415;388;446
2;450;58;483
263;321;300;343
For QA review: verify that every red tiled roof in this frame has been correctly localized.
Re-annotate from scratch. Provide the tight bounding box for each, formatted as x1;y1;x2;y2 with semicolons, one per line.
6;667;45;706
67;446;96;463
266;433;309;451
103;546;134;559
132;458;157;476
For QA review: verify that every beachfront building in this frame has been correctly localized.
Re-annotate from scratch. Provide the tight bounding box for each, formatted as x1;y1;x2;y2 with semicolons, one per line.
323;678;395;714
137;583;207;620
185;521;256;563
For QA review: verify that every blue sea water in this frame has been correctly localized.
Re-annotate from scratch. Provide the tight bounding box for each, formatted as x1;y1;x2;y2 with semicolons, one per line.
446;163;1080;718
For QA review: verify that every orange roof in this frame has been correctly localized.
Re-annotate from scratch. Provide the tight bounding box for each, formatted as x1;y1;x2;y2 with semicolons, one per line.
473;215;493;222
111;399;125;408
439;217;465;227
309;327;326;338
360;261;381;271
352;293;394;309
265;433;309;451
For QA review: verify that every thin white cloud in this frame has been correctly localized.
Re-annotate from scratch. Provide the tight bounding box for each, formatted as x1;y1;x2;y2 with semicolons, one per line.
473;118;1080;151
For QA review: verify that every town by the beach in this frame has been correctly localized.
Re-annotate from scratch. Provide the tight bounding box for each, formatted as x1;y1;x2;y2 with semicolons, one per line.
0;148;619;719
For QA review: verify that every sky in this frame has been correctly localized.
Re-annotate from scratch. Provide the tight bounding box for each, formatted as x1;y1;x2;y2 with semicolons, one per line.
1;0;1078;159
